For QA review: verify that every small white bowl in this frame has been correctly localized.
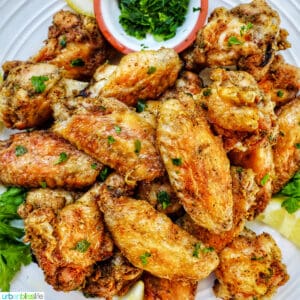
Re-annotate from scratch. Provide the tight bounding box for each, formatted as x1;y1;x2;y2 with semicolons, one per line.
94;0;208;54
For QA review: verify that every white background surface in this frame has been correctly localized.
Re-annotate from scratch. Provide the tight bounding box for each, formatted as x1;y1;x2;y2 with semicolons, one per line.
0;0;299;299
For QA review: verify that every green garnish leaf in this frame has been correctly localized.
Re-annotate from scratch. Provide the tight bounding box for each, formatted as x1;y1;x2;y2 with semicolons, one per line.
193;242;201;258
59;35;67;48
99;166;112;182
15;145;28;157
70;58;85;67
136;99;148;113
277;90;284;97
40;181;47;188
147;66;156;74
114;125;122;134
157;191;171;209
91;163;98;170
172;158;182;166
72;240;90;253
203;88;212;96
108;136;116;145
228;36;243;46
260;174;270;186
140;252;151;266
240;22;253;36
55;152;68;165
295;143;300;149
202;246;215;254
31;75;49;93
282;197;300;214
134;139;141;154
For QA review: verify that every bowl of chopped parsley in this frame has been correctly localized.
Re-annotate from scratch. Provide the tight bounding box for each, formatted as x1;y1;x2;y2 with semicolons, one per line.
94;0;208;54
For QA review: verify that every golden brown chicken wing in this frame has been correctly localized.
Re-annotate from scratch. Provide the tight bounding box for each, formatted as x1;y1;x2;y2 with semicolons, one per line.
31;10;115;80
0;62;61;129
184;0;290;81
95;48;182;106
143;272;197;300
0;131;100;189
97;173;219;281
23;184;113;291
83;251;143;298
272;97;300;193
157;98;233;233
52;96;164;184
213;228;289;300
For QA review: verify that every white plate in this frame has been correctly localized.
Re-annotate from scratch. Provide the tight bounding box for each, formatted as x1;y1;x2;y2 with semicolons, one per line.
0;0;299;299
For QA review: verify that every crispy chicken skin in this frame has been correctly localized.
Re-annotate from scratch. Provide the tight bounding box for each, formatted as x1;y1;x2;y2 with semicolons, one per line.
0;131;100;188
258;55;300;106
97;174;219;281
83;251;143;298
272;98;300;193
0;62;61;129
179;167;259;252
213;229;289;300
96;48;182;106
183;0;290;80
52;96;164;183
157;98;233;233
23;184;113;291
143;272;197;300
31;10;115;80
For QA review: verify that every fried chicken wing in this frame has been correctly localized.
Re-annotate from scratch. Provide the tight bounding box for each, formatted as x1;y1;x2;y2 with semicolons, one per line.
52;96;164;183
258;55;300;106
31;10;115;80
0;62;61;129
97;174;219;281
184;0;290;80
143;272;197;300
178;167;259;252
213;229;289;300
272;97;300;193
23;184;113;291
0;131;100;188
157;98;233;233
95;48;182;106
83;251;143;298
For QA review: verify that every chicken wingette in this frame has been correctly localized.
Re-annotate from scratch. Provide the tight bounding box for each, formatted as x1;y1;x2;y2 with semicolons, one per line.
52;96;164;183
157;98;233;233
23;184;113;291
0;131;101;188
0;62;61;129
97;174;219;281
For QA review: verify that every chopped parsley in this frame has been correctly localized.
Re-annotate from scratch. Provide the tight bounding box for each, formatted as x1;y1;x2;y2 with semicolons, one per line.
228;36;243;46
277;90;284;97
193;242;214;257
140;252;151;266
147;66;156;74
91;163;98;170
203;88;212;96
157;191;171;209
280;172;300;214
240;22;253;36
70;58;85;67
136;99;148;113
99;166;112;182
15;145;28;157
172;158;182;166
31;75;49;93
55;152;68;165
134;139;141;154
119;0;190;41
59;35;67;48
72;240;90;253
107;136;116;145
260;173;270;186
40;181;47;188
295;143;300;149
114;125;122;134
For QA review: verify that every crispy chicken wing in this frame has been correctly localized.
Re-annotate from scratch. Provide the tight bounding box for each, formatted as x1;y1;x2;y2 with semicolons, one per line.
83;251;143;298
0;131;100;188
272;97;300;193
178;167;259;252
0;62;61;129
97;174;219;281
31;10;115;80
143;272;197;300
94;48;182;106
184;0;290;80
52;96;164;183
258;55;300;106
157;98;233;233
23;184;113;291
213;229;289;300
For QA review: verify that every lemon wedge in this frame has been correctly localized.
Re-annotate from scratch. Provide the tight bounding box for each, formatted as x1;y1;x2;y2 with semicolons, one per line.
65;0;94;17
112;281;144;300
258;196;300;248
